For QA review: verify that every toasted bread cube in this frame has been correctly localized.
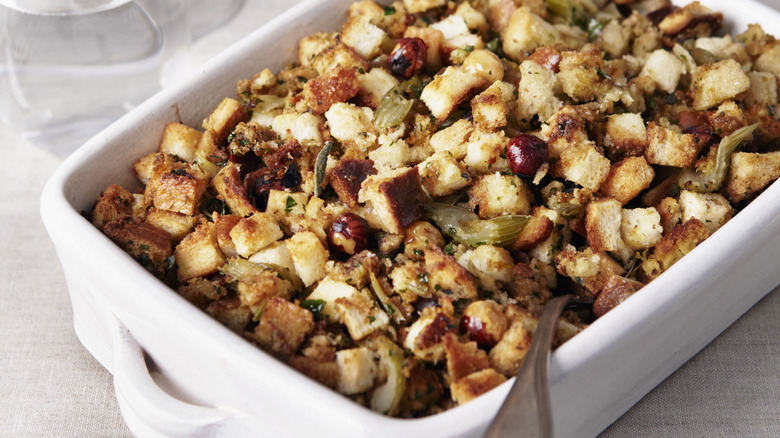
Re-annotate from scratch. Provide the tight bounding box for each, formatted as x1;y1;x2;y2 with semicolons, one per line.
678;190;732;234
358;167;427;234
177;277;227;308
450;368;507;405
443;333;488;382
174;221;226;281
621;207;663;250
463;128;509;174
144;208;197;242
271;112;325;147
159;122;201;162
640;49;685;94
508;214;554;251
488;314;535;376
424;245;479;300
554;142;611;191
236;268;295;315
104;218;172;274
133;152;174;185
324;102;377;150
287;231;329;287
404;26;444;72
298;31;339;67
585;198;625;254
725;151;780;203
557;49;612;102
457;245;514;291
252;296;314;357
646;218;709;274
312;42;370;76
417;151;471;197
555;246;626;296
248;241;297;279
229;212;284;258
599;156;655;204
336;347;378;395
213;213;241;258
205;297;252;333
335;290;390;341
455;1;488;34
429;119;474;160
92;184;135;229
645;122;701;168
305;65;361;115
745;71;778;107
356;67;399;110
342;15;390;60
307;278;360;322
541;107;590;159
754;41;780;79
329;159;377;208
516;59;562;125
402;0;445;14
657;2;722;37
604;113;647;160
146;162;210;216
202;98;247;144
211;162;257;218
593;275;644;317
368;137;412;172
467;172;532;219
471;81;515;131
501;7;559;61
707;101;747;137
597;19;630;58
403;311;454;362
691;59;750;111
265;190;309;231
421;66;487;120
430;14;470;40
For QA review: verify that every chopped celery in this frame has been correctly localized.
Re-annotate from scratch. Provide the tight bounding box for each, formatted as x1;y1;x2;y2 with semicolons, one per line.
369;271;406;324
678;123;757;193
221;257;303;292
426;203;530;248
373;77;421;128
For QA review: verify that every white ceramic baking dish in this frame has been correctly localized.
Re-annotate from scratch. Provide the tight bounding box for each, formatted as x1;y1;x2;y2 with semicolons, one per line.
41;0;780;437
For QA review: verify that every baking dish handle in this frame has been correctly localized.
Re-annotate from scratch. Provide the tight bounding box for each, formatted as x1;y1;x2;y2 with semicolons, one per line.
111;319;268;438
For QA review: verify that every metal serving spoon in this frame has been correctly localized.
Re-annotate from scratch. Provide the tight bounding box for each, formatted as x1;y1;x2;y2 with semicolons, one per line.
483;294;574;438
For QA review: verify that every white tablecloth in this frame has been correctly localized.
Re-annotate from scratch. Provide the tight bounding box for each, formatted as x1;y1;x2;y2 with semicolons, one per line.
2;1;780;436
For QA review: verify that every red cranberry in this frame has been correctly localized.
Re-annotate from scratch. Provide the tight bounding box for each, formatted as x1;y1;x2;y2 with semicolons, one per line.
507;134;549;176
387;38;427;79
459;315;499;349
328;213;371;256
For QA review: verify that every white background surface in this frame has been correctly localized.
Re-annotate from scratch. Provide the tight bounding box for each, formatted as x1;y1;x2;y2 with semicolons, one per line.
2;0;780;436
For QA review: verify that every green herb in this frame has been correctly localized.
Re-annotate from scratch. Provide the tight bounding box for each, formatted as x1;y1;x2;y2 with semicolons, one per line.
596;67;611;81
417;272;429;284
587;18;604;41
384;5;396;15
413;248;424;256
285;196;298;213
463;45;475;53
138;244;149;250
297;76;308;83
300;299;326;319
443;242;454;254
170;168;187;176
314;141;334;198
368;315;377;323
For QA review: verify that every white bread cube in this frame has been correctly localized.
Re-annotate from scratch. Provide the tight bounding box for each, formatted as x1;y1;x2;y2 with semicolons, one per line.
324;102;377;150
463;128;509;174
500;7;559;61
402;0;445;14
725;151;780;203
745;71;778;106
287;231;329;287
454;2;488;35
640;49;685;94
516;59;562;125
754;43;780;79
271;112;324;147
307;278;360;323
202;98;247;144
174;221;227;282
429;119;474;160
403;311;451;362
298;32;339;66
368;138;412;172
248;241;296;279
471;81;515;130
335;290;390;341
645;122;700;168
336;347;377;395
585;198;625;254
603;113;647;159
229;212;284;258
342;15;389;60
159;122;201;162
457;245;514;291
691;59;750;111
421;66;487;120
467;172;533;219
417;151;471;197
621;207;663;250
357;67;399;109
430;15;470;40
678;190;733;234
145;208;197;242
554;141;611;191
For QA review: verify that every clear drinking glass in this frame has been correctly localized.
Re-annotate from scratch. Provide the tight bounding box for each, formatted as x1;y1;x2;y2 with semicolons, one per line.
0;0;192;156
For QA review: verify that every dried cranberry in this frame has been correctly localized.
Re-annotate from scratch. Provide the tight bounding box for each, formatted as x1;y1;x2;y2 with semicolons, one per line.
387;38;427;79
506;134;549;176
459;315;498;349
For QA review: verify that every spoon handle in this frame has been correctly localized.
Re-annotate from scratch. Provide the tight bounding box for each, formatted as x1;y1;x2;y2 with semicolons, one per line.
483;294;573;438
